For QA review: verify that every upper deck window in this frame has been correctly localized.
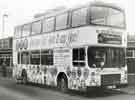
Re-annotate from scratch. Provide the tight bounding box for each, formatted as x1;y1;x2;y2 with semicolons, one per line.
14;26;22;38
72;7;88;27
22;24;31;37
43;17;55;33
56;12;68;30
90;6;125;28
31;20;41;35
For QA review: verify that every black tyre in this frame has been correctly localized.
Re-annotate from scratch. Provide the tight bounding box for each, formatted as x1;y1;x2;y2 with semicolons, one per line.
15;77;20;84
59;76;68;93
21;71;27;84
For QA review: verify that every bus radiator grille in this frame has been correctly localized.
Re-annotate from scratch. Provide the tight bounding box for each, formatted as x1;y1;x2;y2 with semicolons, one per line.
101;74;120;86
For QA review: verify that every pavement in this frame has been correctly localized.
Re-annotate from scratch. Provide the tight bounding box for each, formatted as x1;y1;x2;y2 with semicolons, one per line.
0;76;135;95
119;86;135;95
0;77;135;100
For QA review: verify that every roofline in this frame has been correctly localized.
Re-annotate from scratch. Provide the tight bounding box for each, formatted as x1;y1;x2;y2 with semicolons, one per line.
90;1;124;12
15;1;125;27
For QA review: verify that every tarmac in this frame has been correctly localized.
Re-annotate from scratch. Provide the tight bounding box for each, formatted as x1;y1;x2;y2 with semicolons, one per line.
119;86;135;95
0;76;135;95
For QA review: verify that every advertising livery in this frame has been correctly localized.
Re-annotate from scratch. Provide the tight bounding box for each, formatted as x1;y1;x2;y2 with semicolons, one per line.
13;1;127;92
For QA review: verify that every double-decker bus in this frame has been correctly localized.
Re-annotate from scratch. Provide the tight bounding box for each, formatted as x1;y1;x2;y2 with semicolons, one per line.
13;1;127;92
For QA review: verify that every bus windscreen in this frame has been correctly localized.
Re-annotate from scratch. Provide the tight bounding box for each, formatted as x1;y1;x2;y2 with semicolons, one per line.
87;47;125;68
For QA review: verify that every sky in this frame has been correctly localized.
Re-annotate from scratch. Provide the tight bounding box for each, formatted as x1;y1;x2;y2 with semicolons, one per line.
0;0;134;38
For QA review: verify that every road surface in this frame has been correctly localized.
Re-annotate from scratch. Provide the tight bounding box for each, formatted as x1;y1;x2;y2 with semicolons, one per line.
0;77;134;100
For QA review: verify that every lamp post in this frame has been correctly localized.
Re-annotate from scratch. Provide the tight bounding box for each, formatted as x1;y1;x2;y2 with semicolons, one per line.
2;14;8;35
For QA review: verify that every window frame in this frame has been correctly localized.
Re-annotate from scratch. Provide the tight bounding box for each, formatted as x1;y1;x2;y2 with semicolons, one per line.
17;52;21;64
30;50;41;65
22;23;31;37
72;47;86;67
55;12;69;31
14;26;22;39
89;5;126;29
42;16;55;33
41;49;54;65
31;20;42;35
21;51;30;64
71;7;88;28
126;50;134;58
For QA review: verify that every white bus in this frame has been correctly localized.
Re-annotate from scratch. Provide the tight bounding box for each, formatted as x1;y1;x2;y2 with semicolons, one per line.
13;1;127;92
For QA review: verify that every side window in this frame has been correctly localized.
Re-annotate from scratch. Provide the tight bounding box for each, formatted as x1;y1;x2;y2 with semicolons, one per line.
21;52;29;64
3;39;9;49
18;52;20;64
72;48;85;66
41;50;53;65
0;40;2;48
72;7;87;27
43;17;55;33
31;20;41;35
56;12;68;30
14;26;22;38
22;24;31;37
30;51;40;65
126;50;134;58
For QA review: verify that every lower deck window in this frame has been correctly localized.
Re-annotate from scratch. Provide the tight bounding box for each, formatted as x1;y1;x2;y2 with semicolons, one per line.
21;52;29;64
30;51;40;65
17;52;20;64
72;48;85;66
41;50;53;65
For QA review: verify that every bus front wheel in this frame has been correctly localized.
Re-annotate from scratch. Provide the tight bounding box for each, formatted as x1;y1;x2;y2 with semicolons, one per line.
58;75;68;93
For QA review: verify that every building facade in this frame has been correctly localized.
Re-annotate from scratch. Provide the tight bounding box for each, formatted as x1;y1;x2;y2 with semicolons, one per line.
127;34;135;85
0;37;12;77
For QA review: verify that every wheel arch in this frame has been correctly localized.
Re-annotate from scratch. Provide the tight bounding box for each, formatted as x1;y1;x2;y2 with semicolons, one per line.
21;69;27;77
57;72;68;86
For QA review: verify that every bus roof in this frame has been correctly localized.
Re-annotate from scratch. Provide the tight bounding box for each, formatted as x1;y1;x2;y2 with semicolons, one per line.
15;1;124;28
90;1;124;12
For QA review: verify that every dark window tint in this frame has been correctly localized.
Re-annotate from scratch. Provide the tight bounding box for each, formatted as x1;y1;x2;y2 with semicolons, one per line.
17;52;20;64
87;47;107;68
30;51;40;65
127;58;135;73
126;50;134;58
87;47;125;68
0;40;2;48
110;48;125;67
21;52;29;64
41;50;53;65
72;48;85;66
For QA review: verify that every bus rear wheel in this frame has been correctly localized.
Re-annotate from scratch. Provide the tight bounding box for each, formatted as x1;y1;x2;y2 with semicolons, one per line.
21;71;27;84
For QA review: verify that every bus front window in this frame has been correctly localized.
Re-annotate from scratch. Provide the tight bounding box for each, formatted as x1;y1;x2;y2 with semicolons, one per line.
87;47;106;68
87;47;125;68
90;6;125;28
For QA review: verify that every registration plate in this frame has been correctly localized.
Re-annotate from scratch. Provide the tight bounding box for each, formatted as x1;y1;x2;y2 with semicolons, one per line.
107;85;116;89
